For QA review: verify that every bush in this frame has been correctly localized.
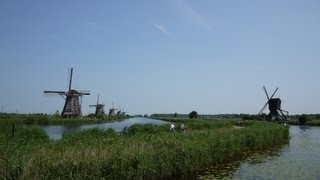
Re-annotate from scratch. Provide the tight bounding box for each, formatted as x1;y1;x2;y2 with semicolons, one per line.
189;111;198;119
173;113;178;118
25;116;35;125
16;128;50;142
299;115;310;125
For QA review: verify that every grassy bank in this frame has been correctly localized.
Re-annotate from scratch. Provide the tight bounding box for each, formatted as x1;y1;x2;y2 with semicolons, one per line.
0;113;128;126
288;119;320;126
0;119;289;179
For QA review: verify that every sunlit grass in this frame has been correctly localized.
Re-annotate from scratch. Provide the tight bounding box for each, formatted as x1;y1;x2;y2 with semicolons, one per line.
0;119;289;179
0;113;128;126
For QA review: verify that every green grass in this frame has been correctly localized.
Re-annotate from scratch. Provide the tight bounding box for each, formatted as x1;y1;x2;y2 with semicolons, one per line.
0;119;289;179
0;113;128;126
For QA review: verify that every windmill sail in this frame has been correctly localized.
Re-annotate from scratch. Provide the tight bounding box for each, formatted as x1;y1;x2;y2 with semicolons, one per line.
44;68;90;118
259;86;288;122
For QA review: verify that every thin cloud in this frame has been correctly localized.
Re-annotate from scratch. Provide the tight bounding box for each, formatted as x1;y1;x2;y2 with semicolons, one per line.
174;0;214;30
154;24;169;35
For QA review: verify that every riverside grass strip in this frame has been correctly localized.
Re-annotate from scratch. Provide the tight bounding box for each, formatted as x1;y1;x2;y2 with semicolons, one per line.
0;113;127;126
0;119;289;179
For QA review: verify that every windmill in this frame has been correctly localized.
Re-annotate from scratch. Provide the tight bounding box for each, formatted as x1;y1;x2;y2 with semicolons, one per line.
89;94;105;115
258;86;289;121
44;68;90;118
116;106;122;116
108;103;117;117
121;107;126;116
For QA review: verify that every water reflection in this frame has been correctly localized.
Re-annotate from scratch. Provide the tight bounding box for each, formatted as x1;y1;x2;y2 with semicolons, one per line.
197;126;320;179
299;126;309;131
194;145;285;179
41;117;170;140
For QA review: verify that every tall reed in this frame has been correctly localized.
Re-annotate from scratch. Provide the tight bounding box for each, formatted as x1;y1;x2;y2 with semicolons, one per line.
0;120;289;179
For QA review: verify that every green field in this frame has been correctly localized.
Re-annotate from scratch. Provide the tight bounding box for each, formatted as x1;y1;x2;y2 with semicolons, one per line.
0;113;128;126
0;119;289;179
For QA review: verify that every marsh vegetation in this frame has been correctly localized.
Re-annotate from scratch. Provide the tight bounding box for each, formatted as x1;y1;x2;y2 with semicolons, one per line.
0;113;128;126
0;118;289;179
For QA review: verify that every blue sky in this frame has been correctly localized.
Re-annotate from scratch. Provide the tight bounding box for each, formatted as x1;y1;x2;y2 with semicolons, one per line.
0;0;319;115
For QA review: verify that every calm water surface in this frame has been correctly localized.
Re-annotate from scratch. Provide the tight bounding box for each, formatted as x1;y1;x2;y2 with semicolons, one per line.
197;126;320;179
41;117;169;139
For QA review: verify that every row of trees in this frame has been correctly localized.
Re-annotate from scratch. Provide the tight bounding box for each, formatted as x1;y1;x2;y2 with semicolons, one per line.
150;111;199;119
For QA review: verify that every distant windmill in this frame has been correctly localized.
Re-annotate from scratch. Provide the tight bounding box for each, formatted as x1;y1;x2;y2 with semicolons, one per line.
117;106;122;116
44;68;90;118
89;94;105;115
108;102;117;117
258;86;288;121
121;107;126;116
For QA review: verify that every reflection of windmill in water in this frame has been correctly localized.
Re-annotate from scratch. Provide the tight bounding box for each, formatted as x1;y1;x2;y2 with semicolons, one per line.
258;86;289;121
44;68;90;118
89;94;105;115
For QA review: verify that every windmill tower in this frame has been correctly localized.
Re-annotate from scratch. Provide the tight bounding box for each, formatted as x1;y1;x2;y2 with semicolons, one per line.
44;68;90;118
117;106;122;116
89;94;105;115
121;107;126;116
258;86;288;121
108;103;117;117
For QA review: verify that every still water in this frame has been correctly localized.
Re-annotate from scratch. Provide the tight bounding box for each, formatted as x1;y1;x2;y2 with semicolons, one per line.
41;117;169;140
197;126;320;179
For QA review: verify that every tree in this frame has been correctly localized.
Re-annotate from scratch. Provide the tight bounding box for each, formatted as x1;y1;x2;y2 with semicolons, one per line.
299;114;310;125
53;109;60;118
189;111;198;119
173;112;178;118
55;109;59;115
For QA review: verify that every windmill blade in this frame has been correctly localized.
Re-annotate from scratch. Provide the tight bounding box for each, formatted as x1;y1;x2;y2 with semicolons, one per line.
44;91;66;94
281;109;289;117
80;95;83;116
89;105;97;107
263;86;270;100
269;87;279;99
259;102;268;114
97;94;100;105
68;68;73;90
78;90;90;95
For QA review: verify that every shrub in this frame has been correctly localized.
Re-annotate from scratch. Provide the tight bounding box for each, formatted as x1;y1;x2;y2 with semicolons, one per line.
189;111;198;119
299;115;310;125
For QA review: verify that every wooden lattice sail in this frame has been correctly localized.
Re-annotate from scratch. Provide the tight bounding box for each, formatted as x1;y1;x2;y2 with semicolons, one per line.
258;86;288;121
89;94;105;115
44;68;90;118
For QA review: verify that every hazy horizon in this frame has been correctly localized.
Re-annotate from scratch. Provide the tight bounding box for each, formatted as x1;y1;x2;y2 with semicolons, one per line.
1;0;320;115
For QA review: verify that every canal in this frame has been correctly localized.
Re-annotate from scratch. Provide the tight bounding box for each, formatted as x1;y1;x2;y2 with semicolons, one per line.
41;117;170;139
196;125;320;179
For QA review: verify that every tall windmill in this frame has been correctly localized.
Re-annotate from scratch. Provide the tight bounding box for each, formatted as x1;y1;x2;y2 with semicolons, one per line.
89;94;105;115
108;102;117;117
44;68;90;118
258;86;288;121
